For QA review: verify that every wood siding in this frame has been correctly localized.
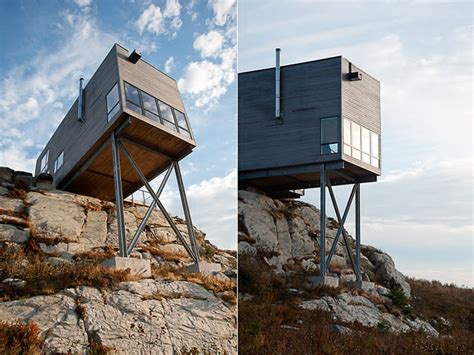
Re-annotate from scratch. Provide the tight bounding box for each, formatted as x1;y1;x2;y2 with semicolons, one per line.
238;57;342;173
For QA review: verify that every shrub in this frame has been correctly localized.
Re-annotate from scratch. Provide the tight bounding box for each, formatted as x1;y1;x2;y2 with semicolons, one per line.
0;321;42;354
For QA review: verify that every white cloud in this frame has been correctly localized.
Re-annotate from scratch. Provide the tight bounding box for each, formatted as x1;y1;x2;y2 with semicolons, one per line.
158;170;238;250
164;56;175;73
209;0;236;26
136;2;182;37
73;0;92;8
136;4;164;35
193;31;224;58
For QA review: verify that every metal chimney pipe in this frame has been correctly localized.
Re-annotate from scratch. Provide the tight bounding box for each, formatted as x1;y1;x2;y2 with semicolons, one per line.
78;77;85;122
275;48;281;119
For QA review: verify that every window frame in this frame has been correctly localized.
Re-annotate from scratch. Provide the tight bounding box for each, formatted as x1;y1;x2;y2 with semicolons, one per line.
342;118;380;169
53;151;64;174
320;116;339;155
106;82;121;122
40;150;49;173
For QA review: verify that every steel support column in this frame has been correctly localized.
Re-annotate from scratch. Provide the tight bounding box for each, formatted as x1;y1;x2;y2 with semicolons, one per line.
174;161;200;263
355;183;362;282
319;163;326;277
111;131;127;257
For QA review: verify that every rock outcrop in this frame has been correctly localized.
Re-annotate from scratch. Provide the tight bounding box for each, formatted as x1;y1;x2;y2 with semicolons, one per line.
0;168;237;353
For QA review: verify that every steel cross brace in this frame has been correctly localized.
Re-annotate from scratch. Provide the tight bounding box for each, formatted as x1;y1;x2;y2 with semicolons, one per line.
110;131;200;266
323;180;361;282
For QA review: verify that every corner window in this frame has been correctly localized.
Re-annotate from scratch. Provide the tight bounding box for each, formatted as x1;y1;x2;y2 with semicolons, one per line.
343;118;380;168
40;150;49;173
54;151;64;173
320;116;339;154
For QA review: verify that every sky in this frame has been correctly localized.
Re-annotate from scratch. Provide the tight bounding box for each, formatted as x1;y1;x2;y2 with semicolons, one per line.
0;0;237;249
239;0;473;286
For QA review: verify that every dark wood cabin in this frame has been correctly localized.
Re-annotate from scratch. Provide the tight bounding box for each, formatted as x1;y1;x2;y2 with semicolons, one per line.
238;56;381;193
35;44;195;201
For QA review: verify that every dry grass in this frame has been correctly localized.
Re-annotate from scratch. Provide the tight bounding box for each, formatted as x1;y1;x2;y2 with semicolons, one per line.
141;245;189;263
0;215;29;229
0;321;42;355
238;233;256;244
0;246;136;301
151;264;236;303
239;254;474;354
72;246;116;263
142;291;184;301
5;188;27;200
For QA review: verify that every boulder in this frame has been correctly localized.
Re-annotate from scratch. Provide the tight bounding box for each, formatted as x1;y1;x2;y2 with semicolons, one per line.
0;224;29;243
0;195;24;215
80;210;108;248
0;167;14;183
238;241;257;256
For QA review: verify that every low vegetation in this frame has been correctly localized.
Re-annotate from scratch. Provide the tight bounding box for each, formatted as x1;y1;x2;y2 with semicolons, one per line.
239;253;474;354
0;321;42;355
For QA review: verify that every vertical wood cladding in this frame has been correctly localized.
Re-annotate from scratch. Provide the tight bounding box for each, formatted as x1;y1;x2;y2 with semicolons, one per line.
238;57;342;172
35;45;120;185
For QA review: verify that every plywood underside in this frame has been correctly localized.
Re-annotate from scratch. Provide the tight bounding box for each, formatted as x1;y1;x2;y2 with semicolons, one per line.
66;118;193;201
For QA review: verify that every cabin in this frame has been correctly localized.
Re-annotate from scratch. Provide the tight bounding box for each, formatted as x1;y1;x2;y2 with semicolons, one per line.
238;54;381;194
34;43;195;201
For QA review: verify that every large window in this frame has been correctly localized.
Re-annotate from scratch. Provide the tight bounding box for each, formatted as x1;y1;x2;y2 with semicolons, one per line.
106;83;120;121
40;150;49;173
320;116;339;154
343;118;379;168
54;151;64;173
123;81;192;139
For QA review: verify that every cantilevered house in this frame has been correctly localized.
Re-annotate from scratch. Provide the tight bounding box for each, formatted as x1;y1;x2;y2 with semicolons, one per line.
34;44;200;268
238;50;381;287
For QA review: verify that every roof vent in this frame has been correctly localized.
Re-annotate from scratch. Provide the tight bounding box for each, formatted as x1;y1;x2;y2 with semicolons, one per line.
348;62;362;81
77;77;85;122
128;50;142;64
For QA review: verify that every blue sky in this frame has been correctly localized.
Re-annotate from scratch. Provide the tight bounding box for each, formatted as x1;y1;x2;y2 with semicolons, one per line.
239;0;473;286
0;0;237;249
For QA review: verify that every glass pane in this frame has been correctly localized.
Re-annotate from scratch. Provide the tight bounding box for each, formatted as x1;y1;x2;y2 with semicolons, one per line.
40;151;49;172
174;109;188;130
371;132;379;158
179;128;191;139
107;104;120;121
127;101;142;114
163;119;177;131
125;82;140;105
106;84;119;114
142;92;158;114
144;110;160;122
361;127;370;154
343;144;351;155
351;122;361;149
352;148;361;160
158;101;175;123
371;157;379;168
321;143;339;154
362;153;371;164
343;119;351;145
321;117;338;144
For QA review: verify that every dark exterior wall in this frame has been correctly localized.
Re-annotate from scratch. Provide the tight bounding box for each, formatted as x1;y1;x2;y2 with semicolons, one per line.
238;56;342;173
35;45;121;183
341;58;381;173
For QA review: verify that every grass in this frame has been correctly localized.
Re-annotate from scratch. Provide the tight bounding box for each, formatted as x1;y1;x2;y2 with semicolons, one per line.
0;321;42;355
238;253;474;354
0;246;136;301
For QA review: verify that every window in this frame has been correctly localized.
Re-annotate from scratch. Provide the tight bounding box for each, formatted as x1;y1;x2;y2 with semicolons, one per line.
106;84;120;121
343;118;380;168
320;116;339;154
40;150;49;173
54;151;64;173
123;81;193;138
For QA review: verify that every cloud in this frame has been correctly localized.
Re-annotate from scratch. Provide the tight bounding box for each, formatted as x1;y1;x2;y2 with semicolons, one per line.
0;10;116;172
193;31;224;58
164;56;175;73
73;0;92;8
136;1;182;37
158;170;237;250
209;0;236;26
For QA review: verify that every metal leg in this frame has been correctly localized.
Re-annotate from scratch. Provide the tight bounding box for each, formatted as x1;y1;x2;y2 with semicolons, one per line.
320;164;326;277
111;131;127;257
118;140;197;262
126;164;174;255
174;161;200;263
355;183;362;282
325;182;357;273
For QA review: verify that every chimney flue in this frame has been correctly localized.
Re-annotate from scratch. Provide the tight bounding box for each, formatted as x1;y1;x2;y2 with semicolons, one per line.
275;48;281;119
78;77;85;122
